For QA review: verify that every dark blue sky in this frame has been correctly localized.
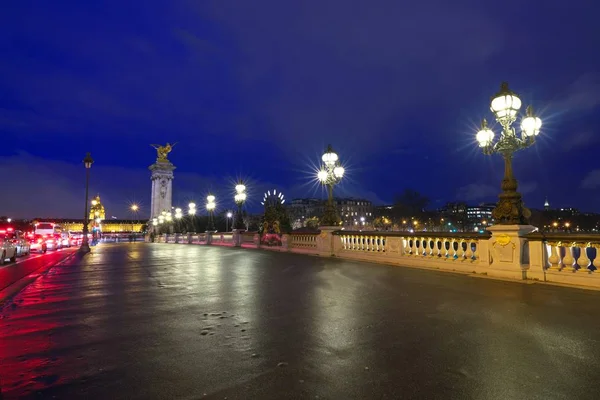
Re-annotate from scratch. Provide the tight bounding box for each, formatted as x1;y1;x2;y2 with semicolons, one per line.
1;0;599;218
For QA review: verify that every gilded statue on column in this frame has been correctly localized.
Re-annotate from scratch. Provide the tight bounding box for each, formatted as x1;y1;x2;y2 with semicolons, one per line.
151;143;177;162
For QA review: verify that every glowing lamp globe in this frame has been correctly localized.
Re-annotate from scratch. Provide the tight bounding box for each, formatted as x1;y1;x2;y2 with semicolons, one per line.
91;200;98;206
166;214;172;222
152;219;158;226
207;195;215;203
476;119;495;147
333;166;345;178
188;202;196;209
322;149;338;166
521;106;542;137
235;183;246;194
227;212;233;218
490;82;522;123
175;208;182;214
206;202;215;211
317;170;328;182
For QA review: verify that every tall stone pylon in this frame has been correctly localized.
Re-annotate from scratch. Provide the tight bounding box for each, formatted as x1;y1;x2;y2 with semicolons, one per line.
149;143;177;219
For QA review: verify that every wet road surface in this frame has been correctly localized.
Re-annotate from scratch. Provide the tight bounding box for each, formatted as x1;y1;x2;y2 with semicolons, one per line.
0;248;77;294
1;243;600;399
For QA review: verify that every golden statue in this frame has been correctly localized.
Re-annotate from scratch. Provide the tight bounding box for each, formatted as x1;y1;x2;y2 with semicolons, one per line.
151;142;177;162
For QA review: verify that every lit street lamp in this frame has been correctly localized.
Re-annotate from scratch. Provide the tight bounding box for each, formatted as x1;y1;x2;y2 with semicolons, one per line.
476;82;542;225
80;152;94;253
226;211;233;232
317;144;344;226
188;203;197;232
234;181;247;230
206;195;216;231
130;204;139;233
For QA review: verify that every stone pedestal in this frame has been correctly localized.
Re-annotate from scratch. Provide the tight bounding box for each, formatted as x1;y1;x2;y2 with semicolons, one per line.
317;226;340;256
487;224;536;279
149;161;176;220
232;229;244;247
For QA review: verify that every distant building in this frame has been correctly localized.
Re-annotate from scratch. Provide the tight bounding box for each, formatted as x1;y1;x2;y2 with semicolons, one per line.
287;197;373;228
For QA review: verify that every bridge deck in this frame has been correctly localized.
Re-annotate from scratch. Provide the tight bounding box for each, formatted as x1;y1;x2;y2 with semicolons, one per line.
1;243;599;399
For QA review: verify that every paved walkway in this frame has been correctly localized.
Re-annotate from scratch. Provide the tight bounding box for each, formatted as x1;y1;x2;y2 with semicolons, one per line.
1;243;600;399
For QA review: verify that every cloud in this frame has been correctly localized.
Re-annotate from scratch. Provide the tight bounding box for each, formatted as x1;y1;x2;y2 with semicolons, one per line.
455;184;498;202
556;73;600;113
582;170;600;189
561;131;597;151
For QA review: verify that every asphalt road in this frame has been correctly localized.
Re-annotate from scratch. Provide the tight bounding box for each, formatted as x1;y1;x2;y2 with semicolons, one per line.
0;247;77;294
1;243;600;399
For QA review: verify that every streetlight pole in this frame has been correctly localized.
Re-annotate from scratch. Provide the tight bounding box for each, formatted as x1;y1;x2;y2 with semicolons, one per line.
234;181;247;230
226;211;233;232
206;195;216;231
80;152;94;253
130;204;139;235
317;144;345;226
188;203;196;233
476;82;542;225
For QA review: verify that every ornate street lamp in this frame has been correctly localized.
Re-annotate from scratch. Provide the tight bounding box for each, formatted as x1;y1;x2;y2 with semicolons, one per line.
80;152;94;253
476;82;542;225
234;181;247;230
317;144;344;226
226;211;233;232
206;195;216;231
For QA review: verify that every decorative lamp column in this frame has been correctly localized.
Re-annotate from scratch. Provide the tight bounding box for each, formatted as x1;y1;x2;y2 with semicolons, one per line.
476;82;542;225
188;202;197;233
80;152;94;253
206;195;216;231
317;144;344;226
234;181;247;230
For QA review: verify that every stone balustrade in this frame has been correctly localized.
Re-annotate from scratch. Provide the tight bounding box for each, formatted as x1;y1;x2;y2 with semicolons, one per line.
288;232;319;252
525;232;600;287
152;228;600;289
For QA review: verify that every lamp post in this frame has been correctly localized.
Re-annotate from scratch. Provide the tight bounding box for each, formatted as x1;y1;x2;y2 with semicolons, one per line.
80;152;94;253
130;204;139;234
188;202;196;232
475;82;542;225
206;195;216;231
226;211;233;232
234;181;247;230
317;144;345;226
174;208;182;232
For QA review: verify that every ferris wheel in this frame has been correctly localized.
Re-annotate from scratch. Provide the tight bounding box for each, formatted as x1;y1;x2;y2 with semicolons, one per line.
261;189;285;206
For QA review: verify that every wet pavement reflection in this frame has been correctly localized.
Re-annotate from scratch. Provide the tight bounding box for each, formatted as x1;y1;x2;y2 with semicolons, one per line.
1;243;600;399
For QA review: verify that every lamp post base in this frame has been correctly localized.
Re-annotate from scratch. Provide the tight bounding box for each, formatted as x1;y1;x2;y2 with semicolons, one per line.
321;201;340;227
79;243;91;253
492;191;531;225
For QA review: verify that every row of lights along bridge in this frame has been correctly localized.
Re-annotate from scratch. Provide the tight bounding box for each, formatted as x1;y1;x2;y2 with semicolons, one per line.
76;82;544;250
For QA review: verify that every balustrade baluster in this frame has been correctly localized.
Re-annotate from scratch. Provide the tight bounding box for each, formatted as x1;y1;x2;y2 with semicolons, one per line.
430;239;438;257
592;245;600;271
562;243;576;271
548;242;560;269
577;243;591;273
456;239;465;261
403;238;410;256
440;238;448;259
423;239;430;257
411;238;418;256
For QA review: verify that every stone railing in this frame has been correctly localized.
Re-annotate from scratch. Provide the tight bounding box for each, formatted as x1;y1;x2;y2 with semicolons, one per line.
333;231;489;275
211;232;235;246
526;232;600;286
152;227;600;289
287;232;320;252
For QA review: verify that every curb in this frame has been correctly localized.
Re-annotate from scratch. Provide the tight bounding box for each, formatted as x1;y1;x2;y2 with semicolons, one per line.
0;250;82;307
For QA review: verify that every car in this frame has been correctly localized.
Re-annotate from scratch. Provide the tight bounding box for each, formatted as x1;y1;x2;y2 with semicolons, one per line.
0;230;18;265
28;234;48;254
9;229;31;257
44;235;60;251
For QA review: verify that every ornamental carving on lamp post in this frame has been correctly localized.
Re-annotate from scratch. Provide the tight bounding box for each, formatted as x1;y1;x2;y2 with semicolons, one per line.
475;82;542;225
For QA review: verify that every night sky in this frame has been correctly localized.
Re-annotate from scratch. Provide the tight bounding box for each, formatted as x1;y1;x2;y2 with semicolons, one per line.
1;0;599;219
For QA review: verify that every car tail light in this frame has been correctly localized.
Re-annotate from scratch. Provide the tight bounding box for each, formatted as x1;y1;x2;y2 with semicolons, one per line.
7;228;13;232
47;239;54;243
37;238;43;243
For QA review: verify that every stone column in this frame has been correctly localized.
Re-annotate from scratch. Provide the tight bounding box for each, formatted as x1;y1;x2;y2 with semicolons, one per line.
317;226;339;256
149;161;176;220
